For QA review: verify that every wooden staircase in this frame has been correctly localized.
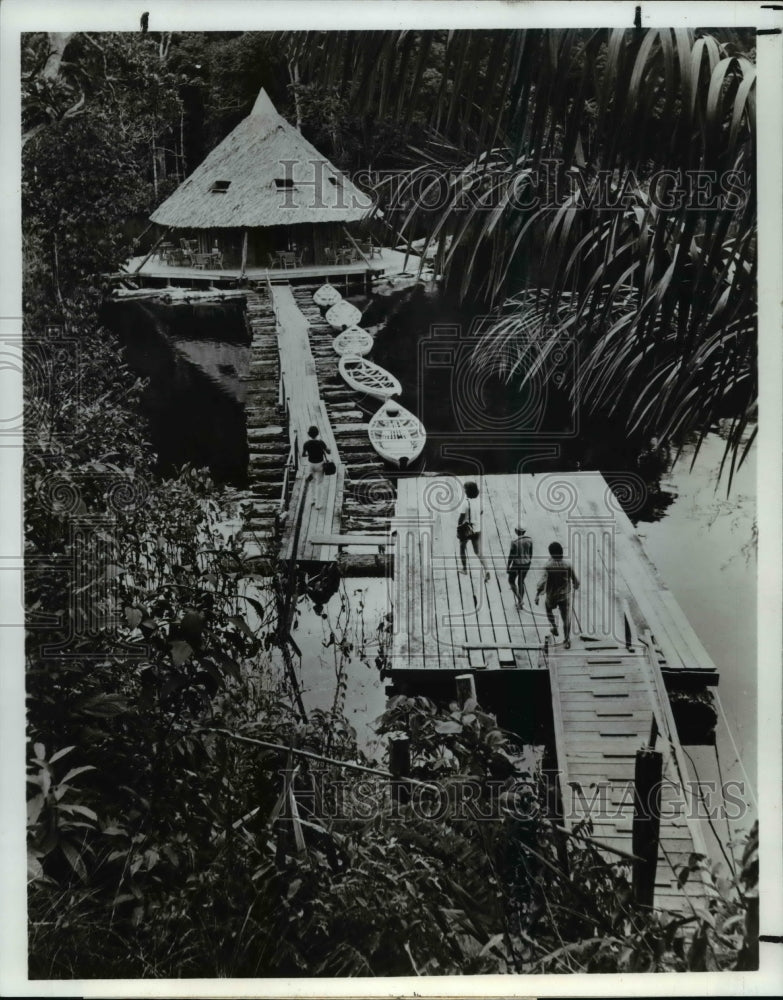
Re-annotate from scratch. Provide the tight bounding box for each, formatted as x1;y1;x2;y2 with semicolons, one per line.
237;292;288;560
549;643;710;914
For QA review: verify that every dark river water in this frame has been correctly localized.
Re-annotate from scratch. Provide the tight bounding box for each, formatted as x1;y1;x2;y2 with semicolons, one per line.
108;292;758;844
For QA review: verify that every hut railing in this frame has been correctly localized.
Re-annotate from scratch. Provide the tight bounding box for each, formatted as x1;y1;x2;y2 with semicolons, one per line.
637;629;714;891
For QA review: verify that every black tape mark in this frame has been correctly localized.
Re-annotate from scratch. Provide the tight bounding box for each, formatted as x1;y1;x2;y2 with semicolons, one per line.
757;28;782;34
634;5;642;30
759;934;783;943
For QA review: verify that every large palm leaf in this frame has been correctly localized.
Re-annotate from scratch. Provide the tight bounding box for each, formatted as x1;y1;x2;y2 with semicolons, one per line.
284;27;756;480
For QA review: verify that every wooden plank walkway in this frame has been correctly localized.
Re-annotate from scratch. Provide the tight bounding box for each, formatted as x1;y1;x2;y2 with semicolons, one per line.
391;472;718;913
550;644;710;914
273;285;344;563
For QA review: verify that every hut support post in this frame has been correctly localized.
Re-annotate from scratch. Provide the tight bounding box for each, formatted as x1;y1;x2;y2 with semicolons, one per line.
632;748;663;909
241;228;248;278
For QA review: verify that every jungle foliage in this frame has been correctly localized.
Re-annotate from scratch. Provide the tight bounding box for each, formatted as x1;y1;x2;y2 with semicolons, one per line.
22;28;758;978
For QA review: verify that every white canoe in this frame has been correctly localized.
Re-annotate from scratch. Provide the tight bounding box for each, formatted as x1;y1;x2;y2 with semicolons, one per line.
339;355;401;401
325;300;363;330
332;326;373;357
312;283;342;308
368;399;426;467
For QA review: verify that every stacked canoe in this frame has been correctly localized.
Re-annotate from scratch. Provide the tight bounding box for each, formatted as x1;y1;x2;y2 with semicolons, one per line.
312;282;426;468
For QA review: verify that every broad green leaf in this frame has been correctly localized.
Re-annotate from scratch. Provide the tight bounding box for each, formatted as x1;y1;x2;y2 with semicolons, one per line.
48;745;76;764
170;640;193;666
60;765;96;783
27;794;45;826
124;606;143;629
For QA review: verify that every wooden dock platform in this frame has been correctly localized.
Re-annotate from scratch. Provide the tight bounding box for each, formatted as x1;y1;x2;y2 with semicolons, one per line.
391;472;718;914
391;473;720;678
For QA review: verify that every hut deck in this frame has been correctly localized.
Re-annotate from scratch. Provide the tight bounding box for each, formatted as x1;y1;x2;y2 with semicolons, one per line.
273;286;343;563
126;248;417;286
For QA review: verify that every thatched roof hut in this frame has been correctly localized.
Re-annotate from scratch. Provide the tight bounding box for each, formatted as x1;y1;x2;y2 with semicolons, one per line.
151;89;372;250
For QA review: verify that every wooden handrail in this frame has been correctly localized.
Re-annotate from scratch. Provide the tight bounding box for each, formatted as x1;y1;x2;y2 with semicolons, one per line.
638;630;714;886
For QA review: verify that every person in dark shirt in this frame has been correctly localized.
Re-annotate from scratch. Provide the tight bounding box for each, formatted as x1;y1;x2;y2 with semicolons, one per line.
535;540;579;649
302;425;330;509
507;526;533;610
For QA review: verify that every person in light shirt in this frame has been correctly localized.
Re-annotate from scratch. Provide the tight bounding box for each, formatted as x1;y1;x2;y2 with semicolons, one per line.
457;480;490;582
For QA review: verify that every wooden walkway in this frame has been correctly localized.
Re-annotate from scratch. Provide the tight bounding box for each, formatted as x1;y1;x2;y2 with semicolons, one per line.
273;285;345;563
391;472;718;913
550;643;710;913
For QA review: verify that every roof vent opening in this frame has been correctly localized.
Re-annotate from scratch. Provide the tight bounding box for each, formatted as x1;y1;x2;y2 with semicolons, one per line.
210;180;231;194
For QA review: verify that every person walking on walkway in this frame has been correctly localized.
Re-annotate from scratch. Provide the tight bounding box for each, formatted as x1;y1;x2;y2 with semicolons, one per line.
507;526;533;610
535;541;580;648
457;480;491;582
302;425;330;510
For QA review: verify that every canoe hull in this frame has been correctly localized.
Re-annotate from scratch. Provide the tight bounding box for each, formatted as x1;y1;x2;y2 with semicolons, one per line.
325;300;363;330
312;283;342;308
368;400;426;467
333;326;374;357
339;355;402;401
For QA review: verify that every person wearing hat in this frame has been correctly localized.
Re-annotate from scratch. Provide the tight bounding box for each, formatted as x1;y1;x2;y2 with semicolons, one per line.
535;541;580;648
507;526;533;610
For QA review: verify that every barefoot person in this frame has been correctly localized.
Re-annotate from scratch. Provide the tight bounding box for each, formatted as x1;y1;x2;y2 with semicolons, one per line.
507;526;533;610
457;480;490;582
535;541;579;648
302;425;330;510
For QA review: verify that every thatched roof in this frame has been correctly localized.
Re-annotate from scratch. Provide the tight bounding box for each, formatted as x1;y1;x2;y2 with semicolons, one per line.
150;89;373;229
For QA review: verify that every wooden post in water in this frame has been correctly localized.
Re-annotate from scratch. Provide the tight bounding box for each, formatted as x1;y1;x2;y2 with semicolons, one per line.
389;734;411;806
455;673;476;706
632;747;663;909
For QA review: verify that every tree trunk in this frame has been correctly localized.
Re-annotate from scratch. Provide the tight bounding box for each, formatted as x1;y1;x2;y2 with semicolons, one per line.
41;33;75;81
179;102;186;180
290;60;302;131
52;232;64;307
